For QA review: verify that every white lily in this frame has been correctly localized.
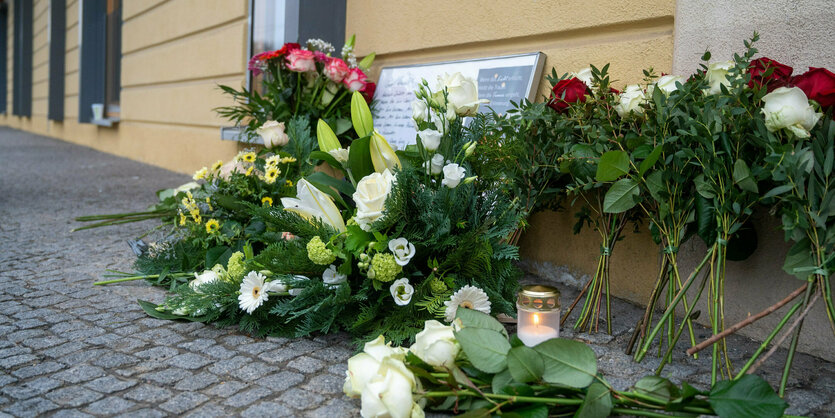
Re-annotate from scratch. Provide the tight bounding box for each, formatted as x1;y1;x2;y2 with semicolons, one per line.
280;179;346;232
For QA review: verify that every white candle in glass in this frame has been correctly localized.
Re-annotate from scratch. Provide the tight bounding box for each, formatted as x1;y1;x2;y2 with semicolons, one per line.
516;285;561;347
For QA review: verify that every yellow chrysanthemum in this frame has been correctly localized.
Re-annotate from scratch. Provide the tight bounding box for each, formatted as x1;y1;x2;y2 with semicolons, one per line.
279;156;297;164
211;160;223;171
245;166;255;176
285;180;294;188
205;219;220;234
265;155;280;168
192;167;208;181
179;212;187;226
241;152;257;163
263;167;280;184
193;213;202;224
261;197;273;206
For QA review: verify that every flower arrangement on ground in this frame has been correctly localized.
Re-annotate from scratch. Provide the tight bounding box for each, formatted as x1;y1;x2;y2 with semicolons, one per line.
343;308;788;418
143;78;524;344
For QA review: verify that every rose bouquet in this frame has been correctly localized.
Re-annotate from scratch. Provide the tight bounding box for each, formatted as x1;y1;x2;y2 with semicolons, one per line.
143;78;525;344
343;309;788;418
216;36;377;144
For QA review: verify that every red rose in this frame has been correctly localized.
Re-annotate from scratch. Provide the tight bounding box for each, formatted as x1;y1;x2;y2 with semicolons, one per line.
791;67;835;109
361;82;376;103
547;77;588;112
278;42;301;55
748;57;793;91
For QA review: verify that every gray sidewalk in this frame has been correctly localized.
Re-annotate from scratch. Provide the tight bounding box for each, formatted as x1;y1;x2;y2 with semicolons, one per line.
0;128;832;417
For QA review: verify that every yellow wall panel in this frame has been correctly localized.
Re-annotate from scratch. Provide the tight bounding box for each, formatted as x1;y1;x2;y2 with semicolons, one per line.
33;80;48;99
121;22;246;87
64;95;79;118
65;28;78;52
33;98;48;117
65;49;79;73
123;0;168;21
65;72;79;96
66;0;78;27
122;0;247;54
120;77;242;127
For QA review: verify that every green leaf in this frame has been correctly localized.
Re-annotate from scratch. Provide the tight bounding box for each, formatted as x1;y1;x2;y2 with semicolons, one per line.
344;224;373;252
639;145;663;175
491;368;513;393
708;375;788;418
309;151;345;174
305;172;355;196
206;246;233;269
506;346;544;383
762;184;793;199
603;178;641;213
732;158;759;193
596;150;630;182
695;174;716;199
351;92;373;138
645;171;664;202
782;238;816;279
137;300;209;322
695;194;716;246
501;405;549;418
534;338;598;388
456;308;509;338
576;381;613;418
634;376;675;404
348;136;374;180
454;328;511;374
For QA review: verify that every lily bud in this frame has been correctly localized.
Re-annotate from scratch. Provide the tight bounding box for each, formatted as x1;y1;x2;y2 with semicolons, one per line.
351;92;373;138
316;119;341;152
370;130;402;173
358;53;376;71
463;175;478;185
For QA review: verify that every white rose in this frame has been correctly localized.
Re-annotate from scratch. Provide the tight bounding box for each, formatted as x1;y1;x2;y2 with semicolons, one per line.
441;163;466;188
573;67;594;89
360;358;421;418
343;335;408;398
353;169;396;231
705;61;735;95
189;270;219;292
648;74;683;96
323;265;347;287
388;238;416;266
426;154;445;175
762;87;823;138
417;129;442;152
614;85;646;118
256;120;290;148
410;320;460;368
411;100;429;122
437;72;488;117
389;278;414;306
328;147;350;163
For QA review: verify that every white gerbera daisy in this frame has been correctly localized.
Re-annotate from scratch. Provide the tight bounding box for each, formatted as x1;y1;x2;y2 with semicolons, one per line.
444;285;491;322
238;271;270;314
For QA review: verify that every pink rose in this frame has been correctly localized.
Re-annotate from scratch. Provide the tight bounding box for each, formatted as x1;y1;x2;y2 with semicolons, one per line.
324;58;349;83
285;49;316;72
343;68;367;92
313;51;329;62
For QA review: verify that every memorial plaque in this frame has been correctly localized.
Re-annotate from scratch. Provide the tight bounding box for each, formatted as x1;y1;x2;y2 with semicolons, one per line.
373;53;545;150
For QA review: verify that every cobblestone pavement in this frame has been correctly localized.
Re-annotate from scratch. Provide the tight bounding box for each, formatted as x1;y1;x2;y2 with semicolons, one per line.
0;128;833;417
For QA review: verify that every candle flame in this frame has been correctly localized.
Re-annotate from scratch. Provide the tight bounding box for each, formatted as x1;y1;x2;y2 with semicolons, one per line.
532;313;540;325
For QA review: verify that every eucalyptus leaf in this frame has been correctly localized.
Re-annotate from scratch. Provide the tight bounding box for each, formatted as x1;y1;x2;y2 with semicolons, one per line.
708;375;787;418
454;328;511;374
534;338;597;388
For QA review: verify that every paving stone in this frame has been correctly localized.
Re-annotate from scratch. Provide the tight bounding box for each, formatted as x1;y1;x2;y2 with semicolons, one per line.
83;396;135;415
45;385;104;407
135;346;179;361
228;361;279;381
205;381;248;398
173;372;219;391
257;371;305;392
307;398;360;418
304;373;345;394
2;397;59;418
0;354;38;369
167;352;212;370
90;352;139;368
202;345;237;360
1;377;61;400
84;376;138;394
51;409;94;418
223;386;273;408
159;392;210;414
41;341;86;358
53;365;106;384
122;384;174;403
118;409;166;418
11;361;64;379
288;356;326;373
278;387;325;410
0;346;31;359
140;367;192;385
183;402;233;418
20;336;65;350
242;401;295;417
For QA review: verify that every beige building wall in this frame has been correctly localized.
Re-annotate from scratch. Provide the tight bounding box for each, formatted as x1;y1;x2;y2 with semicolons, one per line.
0;0;248;175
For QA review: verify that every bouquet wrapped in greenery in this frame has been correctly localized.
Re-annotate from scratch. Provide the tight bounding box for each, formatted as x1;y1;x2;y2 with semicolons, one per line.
144;79;524;344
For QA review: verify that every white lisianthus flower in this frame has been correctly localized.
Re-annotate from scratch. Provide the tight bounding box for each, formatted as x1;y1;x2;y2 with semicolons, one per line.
256;120;290;148
238;271;270;314
426;154;445;175
388;238;416;266
327;147;350;163
410;320;460;368
705;61;736;95
444;285;491;322
762;87;823;138
573;67;594;89
389;278;414;306
441;163;466;188
436;72;488;117
360;358;422;418
648;74;683;97
343;335;408;398
353;169;396;231
614;85;646;118
281;179;346;232
417;129;442;152
411;100;429;122
189;270;219;292
323;265;347;287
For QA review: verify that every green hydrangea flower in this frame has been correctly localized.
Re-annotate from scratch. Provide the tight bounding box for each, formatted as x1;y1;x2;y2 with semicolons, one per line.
429;276;447;294
307;236;336;265
371;253;402;283
226;251;246;281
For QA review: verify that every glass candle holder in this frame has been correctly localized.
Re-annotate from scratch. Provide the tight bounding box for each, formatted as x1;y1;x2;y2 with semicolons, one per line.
516;284;560;347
